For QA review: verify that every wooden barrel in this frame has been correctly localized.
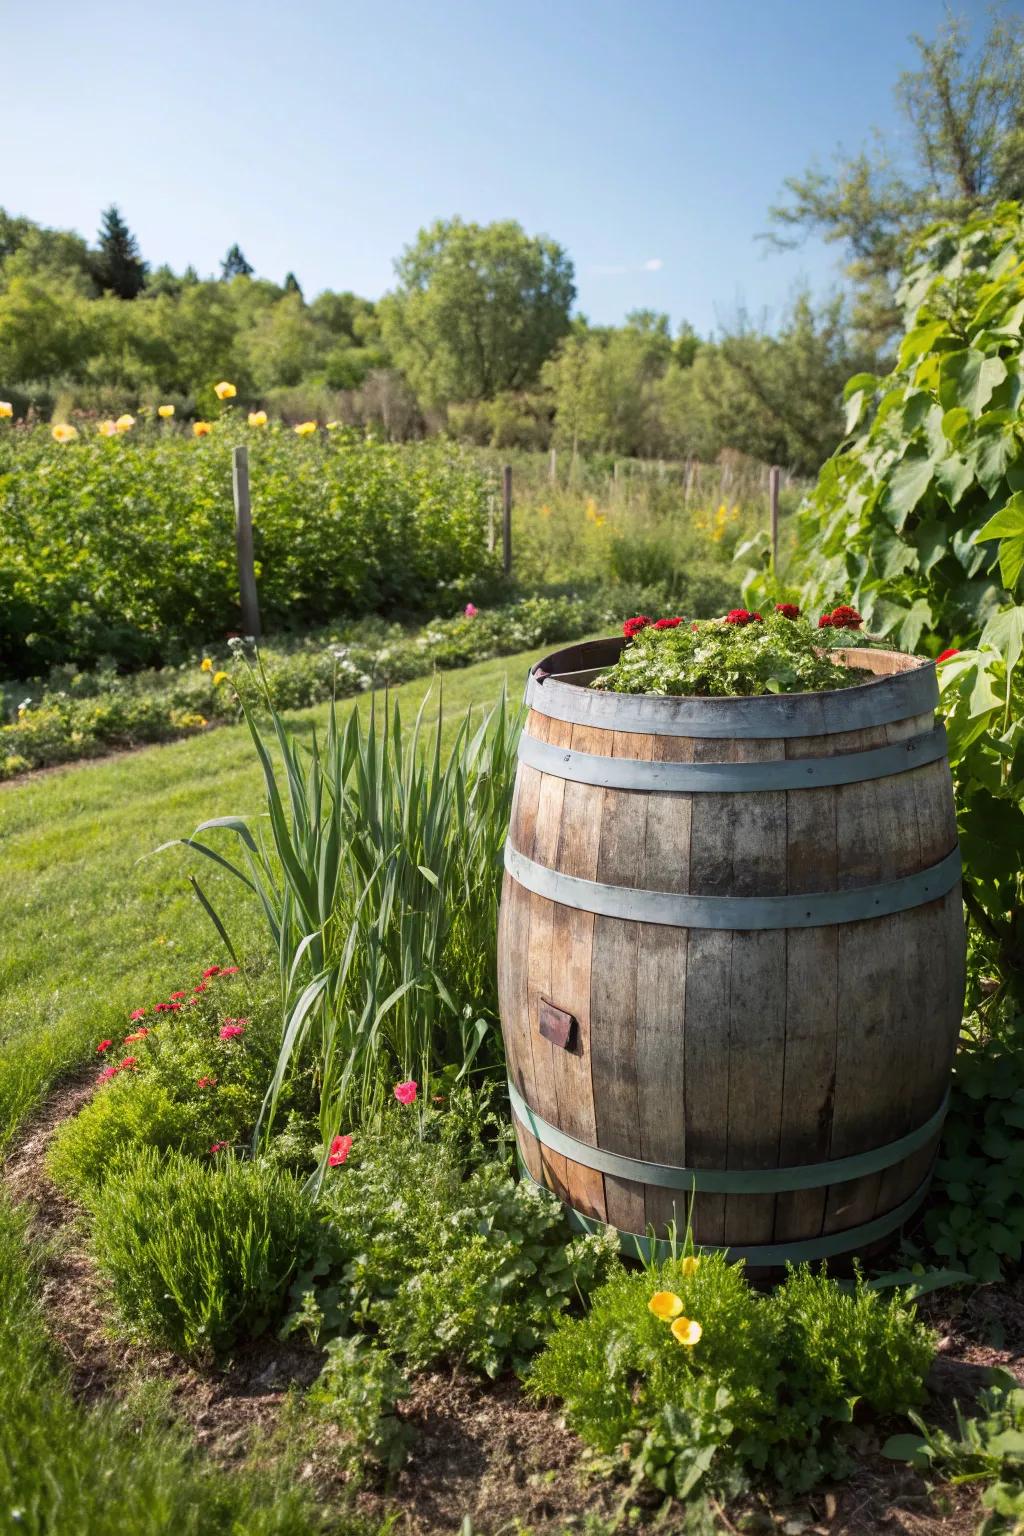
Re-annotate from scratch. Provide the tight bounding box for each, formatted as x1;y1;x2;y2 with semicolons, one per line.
497;636;966;1268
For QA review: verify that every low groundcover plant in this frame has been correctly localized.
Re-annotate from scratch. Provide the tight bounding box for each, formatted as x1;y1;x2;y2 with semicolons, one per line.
596;604;882;697
528;1252;934;1501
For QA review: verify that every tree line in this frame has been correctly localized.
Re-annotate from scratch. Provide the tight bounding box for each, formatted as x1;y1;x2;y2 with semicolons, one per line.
1;10;1020;476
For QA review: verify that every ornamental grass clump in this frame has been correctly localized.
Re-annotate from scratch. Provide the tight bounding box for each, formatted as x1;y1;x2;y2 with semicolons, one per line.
528;1253;933;1502
88;1146;321;1358
596;605;878;697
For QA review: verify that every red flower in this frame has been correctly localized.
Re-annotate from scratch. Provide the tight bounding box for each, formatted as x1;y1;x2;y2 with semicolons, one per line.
169;991;187;1001
219;966;239;976
129;1008;147;1021
154;1001;180;1013
724;609;762;626
202;966;221;979
328;1134;353;1167
652;617;683;629
123;1028;149;1043
97;1039;113;1054
775;603;799;620
622;615;651;639
393;1080;418;1105
98;1065;119;1083
119;1057;138;1070
823;605;863;630
219;1023;245;1040
197;1076;218;1089
209;1141;229;1154
937;647;960;663
193;982;208;994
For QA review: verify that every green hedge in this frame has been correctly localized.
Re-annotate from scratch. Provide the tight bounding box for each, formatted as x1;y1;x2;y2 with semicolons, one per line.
0;421;498;673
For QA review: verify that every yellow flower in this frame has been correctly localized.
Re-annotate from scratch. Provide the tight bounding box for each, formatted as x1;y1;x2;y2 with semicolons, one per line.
158;404;175;419
294;420;317;436
51;423;78;443
325;420;341;430
193;421;212;437
680;1256;700;1278
0;401;13;419
200;658;213;673
248;410;268;428
670;1316;702;1347
116;414;135;433
584;497;598;523
214;381;237;400
212;671;228;685
97;420;118;437
648;1291;684;1320
539;503;552;519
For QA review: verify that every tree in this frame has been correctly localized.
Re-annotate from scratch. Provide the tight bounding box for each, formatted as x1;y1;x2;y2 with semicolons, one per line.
768;10;1024;349
90;205;148;299
283;271;303;297
221;244;254;280
379;217;575;405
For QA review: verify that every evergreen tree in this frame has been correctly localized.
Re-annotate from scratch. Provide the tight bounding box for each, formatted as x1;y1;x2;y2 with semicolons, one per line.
221;244;254;280
283;271;303;298
90;205;147;299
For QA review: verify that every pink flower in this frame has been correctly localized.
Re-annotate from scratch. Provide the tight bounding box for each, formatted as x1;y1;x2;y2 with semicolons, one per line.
97;1039;113;1054
202;966;221;979
393;1080;418;1105
209;1141;229;1154
328;1134;353;1166
464;602;478;617
98;1065;119;1083
197;1076;218;1089
129;1008;147;1021
219;1023;246;1040
119;1057;138;1070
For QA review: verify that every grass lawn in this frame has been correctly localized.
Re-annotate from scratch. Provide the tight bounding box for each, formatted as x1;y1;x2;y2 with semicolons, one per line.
0;638;580;1150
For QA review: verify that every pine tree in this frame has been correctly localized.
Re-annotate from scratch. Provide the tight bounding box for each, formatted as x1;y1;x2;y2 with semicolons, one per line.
91;205;147;299
221;244;254;280
283;271;303;298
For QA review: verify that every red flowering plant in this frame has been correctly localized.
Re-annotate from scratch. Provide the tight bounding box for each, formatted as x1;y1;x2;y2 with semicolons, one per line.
600;605;883;697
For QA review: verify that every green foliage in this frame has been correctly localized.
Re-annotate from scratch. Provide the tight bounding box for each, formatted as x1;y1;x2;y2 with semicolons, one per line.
920;1023;1024;1282
0;422;497;673
529;1253;934;1502
285;1114;617;1377
88;1146;321;1357
379;218;575;405
768;11;1024;348
884;1370;1024;1535
307;1334;413;1476
594;609;876;697
174;676;519;1145
0;1197;332;1535
782;202;1024;1002
91;204;148;300
48;1076;202;1201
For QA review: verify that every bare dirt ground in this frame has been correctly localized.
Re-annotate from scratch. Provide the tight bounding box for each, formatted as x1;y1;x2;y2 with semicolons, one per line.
4;1073;1018;1536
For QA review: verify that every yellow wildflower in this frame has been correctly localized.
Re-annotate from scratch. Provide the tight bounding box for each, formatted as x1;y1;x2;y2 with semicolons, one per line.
670;1316;702;1347
51;423;78;443
0;401;13;419
97;420;118;437
214;381;237;400
212;671;228;685
158;404;175;419
193;421;211;437
116;414;135;433
584;497;598;522
294;420;317;437
648;1291;684;1321
680;1256;700;1278
325;420;341;430
247;410;268;428
200;658;213;673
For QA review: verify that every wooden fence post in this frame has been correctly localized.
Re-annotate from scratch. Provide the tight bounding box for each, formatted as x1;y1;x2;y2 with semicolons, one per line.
769;464;780;578
548;446;557;485
502;464;513;579
233;445;261;639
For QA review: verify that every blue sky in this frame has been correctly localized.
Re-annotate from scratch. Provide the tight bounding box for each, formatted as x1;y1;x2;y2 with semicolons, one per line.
2;0;997;334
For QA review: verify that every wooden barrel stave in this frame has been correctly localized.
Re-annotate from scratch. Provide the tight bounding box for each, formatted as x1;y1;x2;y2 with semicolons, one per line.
497;648;965;1265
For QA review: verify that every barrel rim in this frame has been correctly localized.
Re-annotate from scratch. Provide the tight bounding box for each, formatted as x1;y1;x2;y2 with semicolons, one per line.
526;636;938;737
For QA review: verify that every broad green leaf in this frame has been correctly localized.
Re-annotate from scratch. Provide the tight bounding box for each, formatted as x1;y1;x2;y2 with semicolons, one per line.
941;405;970;445
939;349;1008;417
882;1434;933;1464
898;320;950;369
981;606;1024;671
978;493;1024;591
842;371;878;400
844;389;866;435
883;452;935;531
899;597;933;653
969;426;1021;497
934;453;974;506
